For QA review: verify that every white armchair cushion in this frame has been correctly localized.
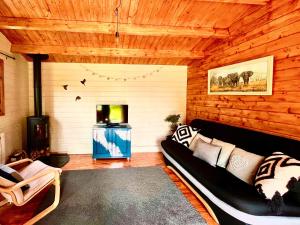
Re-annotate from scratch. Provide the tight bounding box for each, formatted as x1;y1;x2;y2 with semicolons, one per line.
20;161;62;201
0;160;62;204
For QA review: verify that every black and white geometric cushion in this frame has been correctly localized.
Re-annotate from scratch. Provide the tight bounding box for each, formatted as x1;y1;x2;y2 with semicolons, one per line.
172;125;198;147
254;152;300;213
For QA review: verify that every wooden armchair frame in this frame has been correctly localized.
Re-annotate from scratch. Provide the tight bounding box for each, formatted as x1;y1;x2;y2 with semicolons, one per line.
0;159;61;225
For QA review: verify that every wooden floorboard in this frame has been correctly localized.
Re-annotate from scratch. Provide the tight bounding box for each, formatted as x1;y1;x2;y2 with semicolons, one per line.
0;153;217;225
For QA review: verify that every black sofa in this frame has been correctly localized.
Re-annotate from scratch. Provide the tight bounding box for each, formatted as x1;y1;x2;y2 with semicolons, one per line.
161;119;300;225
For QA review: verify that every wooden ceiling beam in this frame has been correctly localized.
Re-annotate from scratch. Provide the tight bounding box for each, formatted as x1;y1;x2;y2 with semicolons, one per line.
11;45;204;59
196;0;270;5
0;17;229;38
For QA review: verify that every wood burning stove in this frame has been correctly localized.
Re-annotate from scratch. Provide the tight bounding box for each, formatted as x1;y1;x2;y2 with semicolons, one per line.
27;54;50;159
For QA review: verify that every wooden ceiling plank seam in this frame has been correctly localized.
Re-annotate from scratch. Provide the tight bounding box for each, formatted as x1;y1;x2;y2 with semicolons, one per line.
159;0;181;26
56;0;68;20
130;0;144;25
194;0;270;5
94;0;101;21
191;37;206;51
69;0;79;21
75;0;85;21
44;0;59;19
88;0;96;21
149;0;169;25
127;0;139;24
122;34;130;49
146;0;165;25
146;35;158;51
100;0;106;23
140;0;157;25
227;4;261;31
183;1;208;27
119;0;130;24
0;1;12;16
35;0;51;18
91;32;98;48
26;0;43;18
172;0;192;27
106;0;112;24
14;0;29;17
2;0;21;17
18;0;32;18
11;44;204;59
82;0;90;21
211;3;243;28
180;37;195;51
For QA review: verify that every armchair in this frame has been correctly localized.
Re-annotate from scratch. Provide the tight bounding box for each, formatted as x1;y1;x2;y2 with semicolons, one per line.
0;159;62;225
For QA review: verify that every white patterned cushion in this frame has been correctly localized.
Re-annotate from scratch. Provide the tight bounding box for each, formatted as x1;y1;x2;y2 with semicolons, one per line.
172;125;198;147
226;148;264;184
255;152;300;200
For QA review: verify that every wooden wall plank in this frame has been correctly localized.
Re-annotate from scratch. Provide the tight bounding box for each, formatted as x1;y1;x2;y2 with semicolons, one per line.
187;0;300;141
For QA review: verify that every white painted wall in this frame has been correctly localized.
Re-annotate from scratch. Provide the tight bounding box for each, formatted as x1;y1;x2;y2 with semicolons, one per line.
29;63;187;154
0;33;29;161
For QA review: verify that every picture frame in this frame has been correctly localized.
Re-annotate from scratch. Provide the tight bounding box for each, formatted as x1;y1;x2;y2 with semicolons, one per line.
208;56;274;95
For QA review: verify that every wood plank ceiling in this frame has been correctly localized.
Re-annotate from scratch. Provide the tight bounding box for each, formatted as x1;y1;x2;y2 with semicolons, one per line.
0;0;268;65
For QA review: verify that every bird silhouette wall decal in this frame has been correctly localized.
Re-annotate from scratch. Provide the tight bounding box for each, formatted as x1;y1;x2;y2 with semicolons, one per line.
62;84;68;90
80;79;86;86
75;96;81;101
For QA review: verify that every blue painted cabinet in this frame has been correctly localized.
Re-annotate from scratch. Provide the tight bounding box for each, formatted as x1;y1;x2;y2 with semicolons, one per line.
93;124;131;159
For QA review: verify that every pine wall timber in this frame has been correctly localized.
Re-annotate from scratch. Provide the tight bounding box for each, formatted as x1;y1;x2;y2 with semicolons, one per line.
187;0;300;140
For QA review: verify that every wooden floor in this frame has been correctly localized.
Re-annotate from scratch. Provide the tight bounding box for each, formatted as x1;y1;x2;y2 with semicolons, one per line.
0;153;217;225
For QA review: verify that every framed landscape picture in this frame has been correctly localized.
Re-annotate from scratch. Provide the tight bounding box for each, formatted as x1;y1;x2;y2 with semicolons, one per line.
208;56;274;95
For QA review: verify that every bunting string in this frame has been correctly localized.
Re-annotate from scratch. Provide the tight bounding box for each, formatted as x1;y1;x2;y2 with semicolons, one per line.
80;65;164;82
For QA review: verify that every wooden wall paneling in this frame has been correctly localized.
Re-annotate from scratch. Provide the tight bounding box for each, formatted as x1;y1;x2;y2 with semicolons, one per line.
228;0;290;34
187;0;300;141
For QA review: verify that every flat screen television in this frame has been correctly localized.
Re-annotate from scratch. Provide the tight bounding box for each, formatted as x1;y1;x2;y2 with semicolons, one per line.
96;104;128;124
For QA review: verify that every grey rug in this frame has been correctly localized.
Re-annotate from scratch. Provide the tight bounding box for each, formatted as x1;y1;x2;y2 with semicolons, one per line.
37;167;207;225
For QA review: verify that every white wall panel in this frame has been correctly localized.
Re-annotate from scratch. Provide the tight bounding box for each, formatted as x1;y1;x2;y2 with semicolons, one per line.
29;63;187;154
0;34;29;160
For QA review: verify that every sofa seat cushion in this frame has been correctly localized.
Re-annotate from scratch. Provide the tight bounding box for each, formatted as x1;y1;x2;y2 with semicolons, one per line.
161;139;300;217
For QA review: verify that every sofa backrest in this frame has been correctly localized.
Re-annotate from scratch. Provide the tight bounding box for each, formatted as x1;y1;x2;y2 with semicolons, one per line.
190;119;300;160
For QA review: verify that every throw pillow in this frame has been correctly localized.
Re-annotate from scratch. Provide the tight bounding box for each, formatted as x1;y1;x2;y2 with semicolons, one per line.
172;125;198;147
211;138;235;168
189;133;212;151
254;152;300;214
0;164;29;192
193;142;221;167
226;148;264;185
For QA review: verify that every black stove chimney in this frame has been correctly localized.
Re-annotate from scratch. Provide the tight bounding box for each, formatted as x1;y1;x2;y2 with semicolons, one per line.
29;54;48;116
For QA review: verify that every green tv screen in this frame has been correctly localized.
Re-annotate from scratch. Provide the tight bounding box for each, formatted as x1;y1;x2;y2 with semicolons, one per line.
96;105;128;124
